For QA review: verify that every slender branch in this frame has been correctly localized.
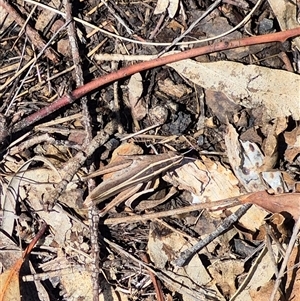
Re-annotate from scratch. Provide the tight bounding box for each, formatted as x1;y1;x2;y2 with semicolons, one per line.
0;0;59;63
9;27;300;138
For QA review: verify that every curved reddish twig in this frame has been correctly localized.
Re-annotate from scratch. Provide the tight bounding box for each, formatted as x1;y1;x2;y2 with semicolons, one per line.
9;27;300;138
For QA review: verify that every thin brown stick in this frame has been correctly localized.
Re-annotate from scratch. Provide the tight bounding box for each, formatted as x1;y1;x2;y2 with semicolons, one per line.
140;253;165;301
103;196;242;225
63;1;98;300
0;0;59;63
103;191;300;225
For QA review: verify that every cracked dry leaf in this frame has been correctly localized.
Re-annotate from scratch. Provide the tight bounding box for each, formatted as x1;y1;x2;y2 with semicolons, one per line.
148;222;224;301
163;156;240;203
231;246;280;301
168;60;300;122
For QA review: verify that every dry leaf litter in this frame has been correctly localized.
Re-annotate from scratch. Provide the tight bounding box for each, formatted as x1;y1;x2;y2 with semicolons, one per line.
0;1;300;301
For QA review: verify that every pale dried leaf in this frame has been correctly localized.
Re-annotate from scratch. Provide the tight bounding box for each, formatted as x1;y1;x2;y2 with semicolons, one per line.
0;268;21;301
153;0;169;15
127;72;147;121
148;223;208;276
127;73;143;103
261;171;288;193
1;156;75;246
0;232;20;270
28;188;72;246
148;222;224;300
230;246;278;301
0;157;26;236
161;156;269;229
60;268;93;300
236;204;269;232
268;0;300;49
167;0;179;18
261;118;287;170
1;157;57;236
168;60;300;121
163;157;240;203
224;124;270;230
249;280;280;301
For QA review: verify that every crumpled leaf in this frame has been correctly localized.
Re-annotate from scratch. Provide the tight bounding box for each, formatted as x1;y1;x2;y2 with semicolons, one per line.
163;156;240;203
168;60;300;121
284;125;300;162
224;124;266;192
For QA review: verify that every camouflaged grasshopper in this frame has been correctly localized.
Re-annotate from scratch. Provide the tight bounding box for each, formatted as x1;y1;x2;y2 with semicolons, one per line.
82;151;183;212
